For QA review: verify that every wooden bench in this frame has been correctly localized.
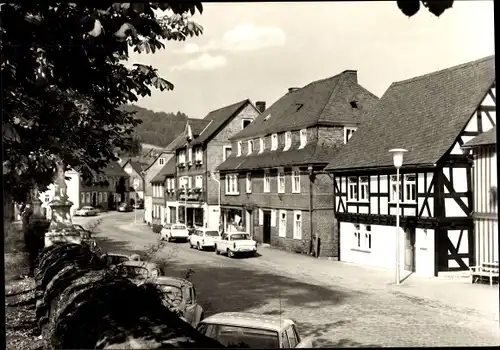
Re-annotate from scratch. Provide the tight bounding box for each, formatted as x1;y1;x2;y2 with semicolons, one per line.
470;262;499;286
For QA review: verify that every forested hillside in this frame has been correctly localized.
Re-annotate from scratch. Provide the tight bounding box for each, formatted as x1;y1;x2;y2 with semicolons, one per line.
120;105;190;148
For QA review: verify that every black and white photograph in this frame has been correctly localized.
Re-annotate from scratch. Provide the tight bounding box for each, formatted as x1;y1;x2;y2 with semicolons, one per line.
2;1;498;349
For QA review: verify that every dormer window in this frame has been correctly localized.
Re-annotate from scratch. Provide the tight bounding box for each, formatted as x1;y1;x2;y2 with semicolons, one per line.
264;113;272;121
344;127;357;144
259;138;264;153
299;129;307;149
237;141;242;156
284;131;292;151
242;119;252;129
188;148;193;163
247;140;254;155
271;134;278;151
350;101;359;108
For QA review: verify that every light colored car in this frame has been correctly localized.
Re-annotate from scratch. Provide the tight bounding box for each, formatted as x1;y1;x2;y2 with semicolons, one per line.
101;253;132;267
160;223;172;237
114;261;162;285
162;223;189;242
189;228;221;250
196;312;314;348
214;232;258;258
149;276;204;328
74;206;98;216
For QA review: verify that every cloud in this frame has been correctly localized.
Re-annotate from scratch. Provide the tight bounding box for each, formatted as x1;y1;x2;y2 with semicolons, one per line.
171;53;227;71
174;23;286;54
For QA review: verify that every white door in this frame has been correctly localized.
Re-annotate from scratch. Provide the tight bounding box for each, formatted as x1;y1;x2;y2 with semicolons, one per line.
145;196;153;224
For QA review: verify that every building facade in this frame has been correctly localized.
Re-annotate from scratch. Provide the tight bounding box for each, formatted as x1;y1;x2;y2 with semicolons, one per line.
217;71;379;258
326;56;496;277
462;126;498;265
122;159;148;202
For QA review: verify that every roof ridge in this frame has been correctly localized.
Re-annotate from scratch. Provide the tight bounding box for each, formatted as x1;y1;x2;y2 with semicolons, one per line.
391;55;495;88
198;120;213;136
203;99;249;117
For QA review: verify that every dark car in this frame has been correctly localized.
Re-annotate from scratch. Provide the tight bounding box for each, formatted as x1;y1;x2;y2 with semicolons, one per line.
117;202;133;212
133;200;144;209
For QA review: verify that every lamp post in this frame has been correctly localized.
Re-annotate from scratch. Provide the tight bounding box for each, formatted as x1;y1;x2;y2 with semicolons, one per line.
389;148;407;285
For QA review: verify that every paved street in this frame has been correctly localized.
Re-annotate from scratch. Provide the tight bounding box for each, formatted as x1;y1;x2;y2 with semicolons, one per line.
74;211;500;347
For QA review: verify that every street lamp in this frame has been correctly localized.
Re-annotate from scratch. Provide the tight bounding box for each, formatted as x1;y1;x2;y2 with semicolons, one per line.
389;148;407;285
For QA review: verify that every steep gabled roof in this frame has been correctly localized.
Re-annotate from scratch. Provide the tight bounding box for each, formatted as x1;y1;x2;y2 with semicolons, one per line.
122;158;148;175
229;71;378;141
462;126;497;148
325;55;495;172
191;99;255;146
167;118;211;151
150;157;177;183
102;161;129;177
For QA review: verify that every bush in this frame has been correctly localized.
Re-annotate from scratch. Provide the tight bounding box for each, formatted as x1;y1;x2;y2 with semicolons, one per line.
152;224;162;234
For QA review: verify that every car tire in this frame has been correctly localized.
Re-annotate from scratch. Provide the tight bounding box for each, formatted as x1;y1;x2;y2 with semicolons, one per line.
227;249;234;258
189;240;194;248
214;245;220;254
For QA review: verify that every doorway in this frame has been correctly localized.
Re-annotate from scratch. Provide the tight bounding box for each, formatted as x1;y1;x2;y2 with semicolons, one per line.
404;226;416;272
92;193;97;207
263;211;271;244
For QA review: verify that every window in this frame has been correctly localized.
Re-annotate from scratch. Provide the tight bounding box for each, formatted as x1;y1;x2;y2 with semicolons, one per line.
359;176;369;201
293;211;302;239
159;157;165;166
247;140;253;155
81;192;85;204
98;192;102;203
277;168;285;193
178;151;186;165
103;192;107;202
271;133;278;150
195;175;203;189
195;147;203;163
133;178;139;187
404;174;416;202
264;171;270;193
348;177;358;201
223;146;232;161
279;210;287;237
271;209;276;227
364;225;372;250
187;176;192;189
344;127;357;144
188;148;193;163
86;192;91;203
237;141;242;156
299;129;307;149
292;168;300;193
226;174;239;195
246;172;252;193
242;119;252;129
286;327;299;348
284;131;292;151
259;138;264;153
353;224;372;251
353;224;361;248
44;194;50;203
258;208;264;225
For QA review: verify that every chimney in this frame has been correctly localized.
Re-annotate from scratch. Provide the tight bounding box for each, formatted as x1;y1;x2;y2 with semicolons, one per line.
288;87;300;93
255;101;266;113
342;70;358;83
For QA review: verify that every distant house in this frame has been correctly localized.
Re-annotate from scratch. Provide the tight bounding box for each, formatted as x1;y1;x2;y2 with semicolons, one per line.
151;99;262;228
325;56;495;277
216;71;379;257
462;126;498;265
39;161;131;218
122;158;149;201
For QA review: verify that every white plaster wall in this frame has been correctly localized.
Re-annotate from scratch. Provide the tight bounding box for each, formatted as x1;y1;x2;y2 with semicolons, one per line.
415;228;435;277
207;204;220;229
39;170;81;218
144;196;153;224
379;175;388;193
369;175;378;193
379;197;388;215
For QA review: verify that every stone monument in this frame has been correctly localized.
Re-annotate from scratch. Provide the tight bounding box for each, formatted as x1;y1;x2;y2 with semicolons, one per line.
44;160;81;247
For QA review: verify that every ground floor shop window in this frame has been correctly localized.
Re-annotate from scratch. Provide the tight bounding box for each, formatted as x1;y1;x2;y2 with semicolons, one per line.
194;208;204;227
178;206;185;224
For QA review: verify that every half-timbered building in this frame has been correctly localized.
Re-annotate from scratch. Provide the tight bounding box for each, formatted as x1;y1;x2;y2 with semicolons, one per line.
325;56;495;277
462;126;498;265
216;70;379;257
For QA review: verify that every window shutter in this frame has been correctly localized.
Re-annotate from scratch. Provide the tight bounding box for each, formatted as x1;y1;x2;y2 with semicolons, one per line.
271;209;276;227
258;209;263;225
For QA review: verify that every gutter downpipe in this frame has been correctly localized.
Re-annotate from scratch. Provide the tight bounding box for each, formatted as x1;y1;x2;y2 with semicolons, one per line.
308;165;314;256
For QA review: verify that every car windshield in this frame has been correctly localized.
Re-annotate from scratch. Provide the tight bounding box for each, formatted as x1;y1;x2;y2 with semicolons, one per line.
231;234;250;241
120;266;149;279
163;224;172;229
158;284;184;307
82;206;94;210
199;324;279;348
109;256;129;266
172;225;186;230
205;231;219;237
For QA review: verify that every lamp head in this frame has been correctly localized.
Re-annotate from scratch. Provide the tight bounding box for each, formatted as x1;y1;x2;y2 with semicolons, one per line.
389;148;408;169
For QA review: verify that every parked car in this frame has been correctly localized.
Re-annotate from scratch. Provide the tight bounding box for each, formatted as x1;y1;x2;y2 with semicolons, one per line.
161;223;189;242
114;261;162;284
95;205;108;213
117;202;133;212
101;253;132;267
214;232;258;258
72;224;92;238
187;224;196;236
189;228;221;250
160;223;172;237
196;312;314;348
148;276;204;328
133;200;144;209
74;206;99;216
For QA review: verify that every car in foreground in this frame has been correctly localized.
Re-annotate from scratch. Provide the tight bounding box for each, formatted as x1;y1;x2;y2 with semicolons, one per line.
189;228;220;250
117;202;133;212
74;206;99;216
72;224;92;238
114;261;162;284
214;232;258;258
148;276;204;328
196;312;314;348
101;253;132;267
162;223;189;242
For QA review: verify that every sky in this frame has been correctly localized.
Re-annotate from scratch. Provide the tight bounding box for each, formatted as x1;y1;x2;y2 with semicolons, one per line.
128;1;495;118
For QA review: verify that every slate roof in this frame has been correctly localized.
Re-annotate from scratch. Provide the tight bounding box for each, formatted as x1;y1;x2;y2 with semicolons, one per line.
167;118;211;150
217;70;379;171
191;99;254;146
150;157;176;183
325;55;495;172
102;161;129;177
462;127;497;148
229;71;378;141
122;158;148;175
